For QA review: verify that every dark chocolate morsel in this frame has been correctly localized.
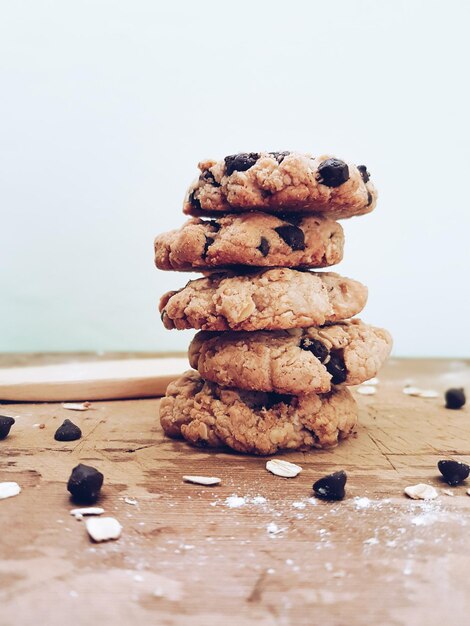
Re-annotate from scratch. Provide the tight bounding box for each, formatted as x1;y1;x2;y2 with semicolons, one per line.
313;470;347;501
276;213;303;227
67;463;104;503
188;189;201;211
317;158;349;187
357;165;370;183
269;151;290;164
258;237;270;257
0;416;15;440
206;220;221;232
326;353;347;384
200;169;220;187
367;191;373;206
263;392;293;410
54;419;82;442
274;224;306;251
299;338;329;363
445;388;466;410
224;152;260;176
202;236;214;259
438;459;470;486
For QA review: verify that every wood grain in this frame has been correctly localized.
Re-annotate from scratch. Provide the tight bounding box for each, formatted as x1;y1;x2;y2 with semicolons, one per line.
0;354;469;626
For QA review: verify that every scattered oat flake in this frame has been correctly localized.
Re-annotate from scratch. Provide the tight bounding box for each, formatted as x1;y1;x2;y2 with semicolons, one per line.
85;517;122;542
251;496;267;504
267;522;286;535
364;377;379;386
62;402;92;411
292;501;306;509
404;483;438;500
183;475;221;486
124;497;138;505
402;386;439;398
442;489;454;497
354;497;371;509
266;459;302;478
70;507;104;519
224;495;246;508
356;385;377;396
0;482;21;500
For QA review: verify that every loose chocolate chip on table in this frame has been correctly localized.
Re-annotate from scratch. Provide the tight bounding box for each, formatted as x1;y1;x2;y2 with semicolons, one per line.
445;388;466;410
299;338;329;363
207;220;221;231
67;463;104;503
313;470;347;501
274;224;306;251
188;190;201;211
326;353;347;384
438;459;470;486
200;169;220;187
54;419;82;442
202;236;214;259
269;151;290;163
224;152;260;176
0;416;15;440
257;237;270;257
317;158;349;187
357;164;370;183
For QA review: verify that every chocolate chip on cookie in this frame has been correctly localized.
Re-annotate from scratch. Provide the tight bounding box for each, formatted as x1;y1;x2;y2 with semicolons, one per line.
326;353;347;384
357;165;370;183
207;220;221;232
0;416;15;440
269;151;290;164
445;388;466;410
202;236;214;259
274;224;306;251
313;470;347;501
367;191;373;206
257;237;270;257
224;152;260;176
317;158;350;188
200;169;220;187
188;189;201;211
299;337;329;363
438;459;470;486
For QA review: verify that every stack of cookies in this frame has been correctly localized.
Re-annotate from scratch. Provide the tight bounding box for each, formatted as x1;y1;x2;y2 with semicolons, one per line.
155;151;392;456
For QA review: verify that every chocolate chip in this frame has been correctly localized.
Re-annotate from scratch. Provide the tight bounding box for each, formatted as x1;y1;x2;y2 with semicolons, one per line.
269;151;290;163
67;463;104;503
224;152;259;176
326;353;347;384
207;220;221;232
188;189;201;211
438;459;470;486
357;165;370;183
445;388;466;410
54;419;82;442
299;338;329;363
313;470;347;501
274;224;306;251
276;213;303;227
202;236;214;259
317;158;349;187
263;392;293;409
200;169;220;187
258;237;270;257
0;416;15;440
367;191;373;206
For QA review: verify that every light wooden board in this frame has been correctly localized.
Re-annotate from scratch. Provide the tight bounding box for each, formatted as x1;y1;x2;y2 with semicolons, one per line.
0;357;188;401
0;354;469;626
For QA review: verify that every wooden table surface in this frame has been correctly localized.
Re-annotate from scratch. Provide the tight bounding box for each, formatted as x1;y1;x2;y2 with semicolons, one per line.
1;354;469;626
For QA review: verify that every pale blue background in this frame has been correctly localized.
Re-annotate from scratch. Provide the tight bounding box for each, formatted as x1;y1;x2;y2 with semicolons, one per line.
1;0;469;356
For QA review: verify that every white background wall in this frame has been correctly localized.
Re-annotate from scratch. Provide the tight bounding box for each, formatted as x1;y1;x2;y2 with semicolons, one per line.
1;0;469;356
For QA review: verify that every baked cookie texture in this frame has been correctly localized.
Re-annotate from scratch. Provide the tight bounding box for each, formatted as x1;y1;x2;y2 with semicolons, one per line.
160;371;358;455
183;152;377;219
154;212;344;271
160;268;368;332
189;319;392;396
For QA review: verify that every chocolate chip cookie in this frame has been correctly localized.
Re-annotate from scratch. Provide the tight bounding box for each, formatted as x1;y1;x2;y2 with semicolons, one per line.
189;319;392;395
184;152;377;218
154;212;344;271
159;268;368;332
160;370;358;455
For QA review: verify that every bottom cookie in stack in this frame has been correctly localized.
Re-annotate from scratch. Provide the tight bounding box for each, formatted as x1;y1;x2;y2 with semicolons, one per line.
160;371;357;456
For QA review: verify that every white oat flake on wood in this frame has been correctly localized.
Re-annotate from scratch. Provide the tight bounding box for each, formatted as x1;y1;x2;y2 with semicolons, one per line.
0;482;21;500
85;517;122;542
402;386;439;398
183;475;221;486
62;402;92;411
404;483;438;500
70;507;104;519
356;385;377;396
266;459;302;478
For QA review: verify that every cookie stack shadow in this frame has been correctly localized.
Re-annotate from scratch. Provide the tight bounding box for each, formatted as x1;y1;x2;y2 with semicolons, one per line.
154;151;392;456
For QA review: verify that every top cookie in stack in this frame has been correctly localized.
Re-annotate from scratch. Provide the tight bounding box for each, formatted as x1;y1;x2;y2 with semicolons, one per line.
155;151;392;456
